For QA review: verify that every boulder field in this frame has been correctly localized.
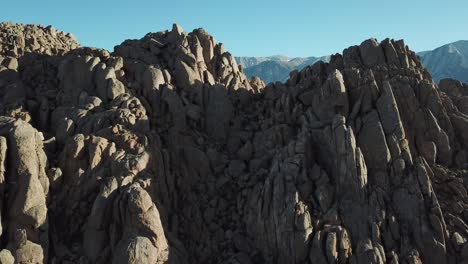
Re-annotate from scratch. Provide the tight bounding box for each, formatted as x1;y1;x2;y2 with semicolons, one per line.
0;22;467;264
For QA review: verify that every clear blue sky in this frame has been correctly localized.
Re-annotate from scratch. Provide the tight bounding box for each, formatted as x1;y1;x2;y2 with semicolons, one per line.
1;0;467;57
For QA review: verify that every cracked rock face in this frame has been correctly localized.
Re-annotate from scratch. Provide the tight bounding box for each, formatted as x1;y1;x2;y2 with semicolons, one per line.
0;22;468;264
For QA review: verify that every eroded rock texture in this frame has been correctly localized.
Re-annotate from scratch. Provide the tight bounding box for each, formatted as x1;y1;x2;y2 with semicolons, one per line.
0;22;468;264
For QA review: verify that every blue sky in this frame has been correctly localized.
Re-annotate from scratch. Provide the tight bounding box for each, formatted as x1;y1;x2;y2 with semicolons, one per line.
1;0;467;57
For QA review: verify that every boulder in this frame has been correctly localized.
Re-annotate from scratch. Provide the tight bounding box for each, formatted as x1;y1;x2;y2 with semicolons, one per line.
359;38;386;67
0;249;14;264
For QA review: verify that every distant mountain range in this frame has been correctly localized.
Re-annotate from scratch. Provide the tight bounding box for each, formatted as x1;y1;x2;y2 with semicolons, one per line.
235;55;330;84
236;40;468;84
418;40;468;83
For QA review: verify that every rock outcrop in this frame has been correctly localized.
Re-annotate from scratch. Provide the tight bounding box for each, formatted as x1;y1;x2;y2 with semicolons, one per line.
0;22;468;264
236;40;468;85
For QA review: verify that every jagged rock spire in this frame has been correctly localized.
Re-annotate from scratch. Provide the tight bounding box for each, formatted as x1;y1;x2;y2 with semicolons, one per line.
0;22;467;264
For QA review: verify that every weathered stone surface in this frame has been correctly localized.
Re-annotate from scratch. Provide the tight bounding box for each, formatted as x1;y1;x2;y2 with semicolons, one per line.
14;240;44;264
0;22;78;57
0;22;466;264
250;76;265;92
113;236;159;264
376;81;405;138
359;38;386;67
0;249;14;264
358;110;391;171
419;141;437;164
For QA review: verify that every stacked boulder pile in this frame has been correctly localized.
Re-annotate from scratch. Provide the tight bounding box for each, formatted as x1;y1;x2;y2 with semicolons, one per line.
0;22;467;264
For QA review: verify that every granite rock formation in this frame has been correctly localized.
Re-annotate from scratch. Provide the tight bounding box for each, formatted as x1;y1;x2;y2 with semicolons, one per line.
0;22;467;264
236;40;468;85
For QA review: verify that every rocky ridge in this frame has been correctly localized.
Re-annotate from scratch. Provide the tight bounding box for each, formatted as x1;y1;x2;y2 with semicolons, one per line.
0;22;467;264
236;40;468;85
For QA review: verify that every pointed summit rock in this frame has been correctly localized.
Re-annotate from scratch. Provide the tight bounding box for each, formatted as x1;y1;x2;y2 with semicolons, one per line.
0;23;467;264
172;23;184;35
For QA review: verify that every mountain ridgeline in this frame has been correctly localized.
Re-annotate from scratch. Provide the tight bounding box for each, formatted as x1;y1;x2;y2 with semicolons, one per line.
237;40;468;84
0;22;468;264
235;55;330;83
419;40;468;83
